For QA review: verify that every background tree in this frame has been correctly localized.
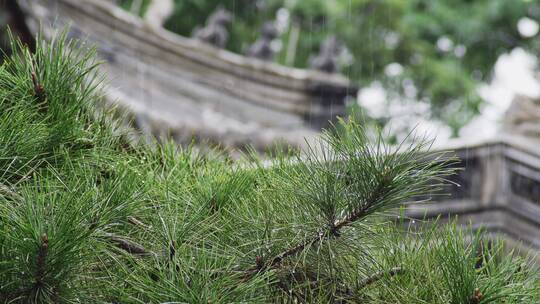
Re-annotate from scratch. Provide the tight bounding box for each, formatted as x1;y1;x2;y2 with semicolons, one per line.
117;0;540;135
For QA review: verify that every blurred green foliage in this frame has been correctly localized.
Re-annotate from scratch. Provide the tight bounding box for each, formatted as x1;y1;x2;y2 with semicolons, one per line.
158;0;540;133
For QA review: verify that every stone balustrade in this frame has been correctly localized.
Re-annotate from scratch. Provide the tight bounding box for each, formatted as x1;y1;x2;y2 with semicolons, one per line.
406;134;540;255
19;0;357;150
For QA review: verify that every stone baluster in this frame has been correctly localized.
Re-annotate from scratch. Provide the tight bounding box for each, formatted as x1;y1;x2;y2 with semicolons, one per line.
504;94;540;137
193;7;233;48
309;35;342;74
144;0;174;29
246;21;278;61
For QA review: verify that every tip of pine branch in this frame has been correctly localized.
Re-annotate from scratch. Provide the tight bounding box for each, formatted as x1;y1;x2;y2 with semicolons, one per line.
256;255;264;269
41;233;49;249
31;72;46;111
469;288;484;304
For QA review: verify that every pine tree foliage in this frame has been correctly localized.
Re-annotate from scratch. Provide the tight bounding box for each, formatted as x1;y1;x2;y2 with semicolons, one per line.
0;32;538;303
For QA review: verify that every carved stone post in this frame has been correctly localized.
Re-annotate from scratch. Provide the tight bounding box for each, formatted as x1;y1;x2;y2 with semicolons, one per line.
144;0;174;29
193;7;232;48
504;94;540;137
246;22;278;61
309;35;342;74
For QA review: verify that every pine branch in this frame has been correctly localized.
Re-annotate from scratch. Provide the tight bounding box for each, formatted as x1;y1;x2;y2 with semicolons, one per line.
0;183;22;201
468;288;484;304
30;71;47;113
245;173;391;278
333;170;390;231
34;233;49;287
105;233;151;256
127;216;151;230
357;267;403;289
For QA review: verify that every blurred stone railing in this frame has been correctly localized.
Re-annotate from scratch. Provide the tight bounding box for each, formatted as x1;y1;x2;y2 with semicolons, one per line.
406;134;540;254
18;0;356;150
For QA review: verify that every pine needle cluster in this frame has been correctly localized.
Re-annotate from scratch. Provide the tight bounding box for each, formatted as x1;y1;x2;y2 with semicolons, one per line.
0;31;538;303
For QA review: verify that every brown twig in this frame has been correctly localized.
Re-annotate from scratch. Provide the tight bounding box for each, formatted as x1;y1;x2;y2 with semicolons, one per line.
127;216;151;230
105;233;150;256
29;67;49;115
357;267;403;289
31;71;46;105
34;233;49;287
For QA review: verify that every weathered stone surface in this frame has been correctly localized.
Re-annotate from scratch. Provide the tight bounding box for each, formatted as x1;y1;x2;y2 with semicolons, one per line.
407;134;540;254
504;94;540;137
